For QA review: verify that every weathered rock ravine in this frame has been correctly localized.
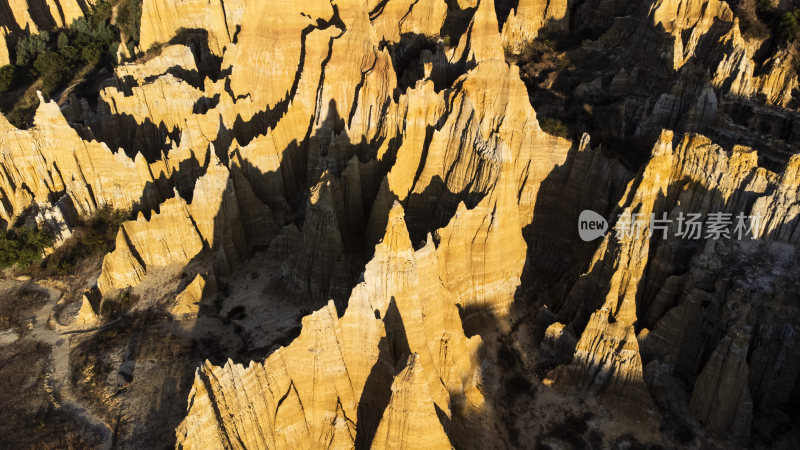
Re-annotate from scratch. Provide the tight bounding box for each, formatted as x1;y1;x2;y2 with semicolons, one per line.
1;0;799;448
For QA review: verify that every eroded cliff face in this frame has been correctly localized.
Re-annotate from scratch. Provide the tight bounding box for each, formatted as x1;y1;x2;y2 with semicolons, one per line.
0;0;87;33
509;0;800;172
139;0;247;56
2;0;800;448
0;93;157;228
500;0;570;53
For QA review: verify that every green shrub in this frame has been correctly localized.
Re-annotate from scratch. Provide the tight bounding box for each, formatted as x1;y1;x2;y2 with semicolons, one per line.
59;45;79;64
80;42;104;65
779;9;800;42
56;32;69;50
116;0;143;44
15;32;49;66
0;226;53;270
540;117;570;138
42;206;131;275
520;39;555;61
33;51;71;94
5;89;40;129
70;14;116;45
6;108;28;129
100;288;139;320
2;2;129;100
0;65;18;92
32;50;65;76
145;42;164;58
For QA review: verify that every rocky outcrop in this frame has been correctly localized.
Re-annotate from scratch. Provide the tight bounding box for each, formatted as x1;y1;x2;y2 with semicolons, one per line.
176;298;388;449
0;94;158;228
177;195;504;447
96;195;204;296
689;326;753;442
543;128;800;441
171;273;213;319
370;0;447;43
501;0;570;54
0;0;86;32
226;0;336;107
639;234;800;444
372;354;453;450
449;0;504;65
547;132;680;408
284;172;348;303
74;292;99;326
114;44;199;84
139;0;247;55
649;0;734;69
97;158;273;297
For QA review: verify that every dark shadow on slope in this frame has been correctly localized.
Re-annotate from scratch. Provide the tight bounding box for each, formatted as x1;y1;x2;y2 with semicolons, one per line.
497;131;800;445
26;0;58;30
440;0;477;45
87;112;182;162
166;29;224;83
514;9;800;173
404;175;487;246
494;0;520;30
191;93;220;115
142;64;204;90
379;33;439;98
270;101;396;307
522;138;633;309
354;297;409;449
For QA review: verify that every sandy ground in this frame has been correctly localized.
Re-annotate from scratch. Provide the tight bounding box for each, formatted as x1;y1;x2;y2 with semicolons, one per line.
0;328;17;346
0;279;113;449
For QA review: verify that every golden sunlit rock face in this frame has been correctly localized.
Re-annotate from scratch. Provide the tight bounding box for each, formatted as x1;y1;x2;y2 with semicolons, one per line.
1;0;800;448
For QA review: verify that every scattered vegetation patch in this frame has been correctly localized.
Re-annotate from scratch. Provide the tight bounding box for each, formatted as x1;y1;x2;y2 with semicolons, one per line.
779;8;800;43
535;412;600;450
731;0;800;45
0;64;18;92
115;0;143;52
41;206;131;276
496;340;535;402
0;226;52;270
144;41;164;59
0;1;144;127
0;340;99;448
100;288;140;320
540;117;570;138
69;309;171;425
505;36;574;92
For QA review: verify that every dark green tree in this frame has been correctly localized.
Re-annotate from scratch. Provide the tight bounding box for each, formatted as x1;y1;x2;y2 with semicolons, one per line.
0;65;17;92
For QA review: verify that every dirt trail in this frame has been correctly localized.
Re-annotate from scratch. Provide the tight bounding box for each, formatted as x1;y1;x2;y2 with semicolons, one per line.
21;282;113;450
